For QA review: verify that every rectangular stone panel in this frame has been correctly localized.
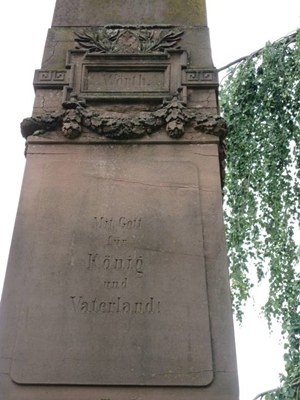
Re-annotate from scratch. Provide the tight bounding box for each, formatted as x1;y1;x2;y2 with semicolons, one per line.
10;145;213;387
82;66;170;94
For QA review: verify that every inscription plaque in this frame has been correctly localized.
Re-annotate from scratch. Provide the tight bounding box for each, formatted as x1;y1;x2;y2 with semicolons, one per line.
82;66;170;94
11;146;213;386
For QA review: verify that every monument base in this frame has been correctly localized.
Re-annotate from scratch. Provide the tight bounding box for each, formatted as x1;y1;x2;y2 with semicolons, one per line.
0;135;238;399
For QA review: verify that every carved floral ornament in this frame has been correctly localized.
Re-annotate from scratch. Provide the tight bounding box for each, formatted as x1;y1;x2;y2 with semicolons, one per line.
74;27;184;54
21;94;227;141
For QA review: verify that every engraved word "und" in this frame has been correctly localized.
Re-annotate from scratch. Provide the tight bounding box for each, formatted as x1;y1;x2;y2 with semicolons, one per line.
70;296;161;314
104;277;128;289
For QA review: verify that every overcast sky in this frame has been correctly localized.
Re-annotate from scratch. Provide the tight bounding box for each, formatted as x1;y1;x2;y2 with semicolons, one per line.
0;1;299;399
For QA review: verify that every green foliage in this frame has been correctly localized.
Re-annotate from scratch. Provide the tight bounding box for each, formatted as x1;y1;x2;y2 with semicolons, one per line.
220;31;300;398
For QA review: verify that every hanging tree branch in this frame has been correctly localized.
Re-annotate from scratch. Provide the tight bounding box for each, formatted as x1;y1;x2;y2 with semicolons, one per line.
219;28;300;400
217;30;298;72
252;380;300;400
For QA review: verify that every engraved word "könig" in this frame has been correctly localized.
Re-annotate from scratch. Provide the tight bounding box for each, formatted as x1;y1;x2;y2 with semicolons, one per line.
70;296;161;314
87;254;144;276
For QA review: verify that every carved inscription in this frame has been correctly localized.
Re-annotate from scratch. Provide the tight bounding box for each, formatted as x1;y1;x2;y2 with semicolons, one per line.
70;215;161;315
106;236;127;247
85;70;167;92
103;278;128;289
11;156;214;386
94;216;142;230
70;296;161;314
87;254;144;276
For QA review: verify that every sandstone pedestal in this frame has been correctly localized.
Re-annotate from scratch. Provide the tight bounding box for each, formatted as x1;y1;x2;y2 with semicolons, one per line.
0;1;239;399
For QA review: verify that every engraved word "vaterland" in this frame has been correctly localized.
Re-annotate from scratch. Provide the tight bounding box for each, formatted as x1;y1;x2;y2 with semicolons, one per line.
70;296;161;314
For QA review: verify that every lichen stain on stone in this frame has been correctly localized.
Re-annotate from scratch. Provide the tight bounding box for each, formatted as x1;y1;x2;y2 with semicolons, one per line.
165;0;207;25
82;0;131;22
79;0;206;25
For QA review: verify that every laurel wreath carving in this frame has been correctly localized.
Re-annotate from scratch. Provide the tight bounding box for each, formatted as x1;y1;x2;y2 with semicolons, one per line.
74;28;184;53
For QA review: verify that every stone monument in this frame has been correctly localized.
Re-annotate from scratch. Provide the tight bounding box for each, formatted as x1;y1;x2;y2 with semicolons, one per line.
0;1;239;399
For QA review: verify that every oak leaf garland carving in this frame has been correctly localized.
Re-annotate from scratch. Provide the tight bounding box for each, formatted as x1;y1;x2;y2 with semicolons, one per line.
21;94;227;141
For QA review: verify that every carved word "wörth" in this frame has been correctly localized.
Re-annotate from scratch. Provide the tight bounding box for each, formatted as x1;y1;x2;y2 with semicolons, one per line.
70;296;161;314
87;71;164;92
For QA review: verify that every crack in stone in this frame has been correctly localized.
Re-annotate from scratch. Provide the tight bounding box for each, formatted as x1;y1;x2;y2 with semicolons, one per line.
88;175;198;190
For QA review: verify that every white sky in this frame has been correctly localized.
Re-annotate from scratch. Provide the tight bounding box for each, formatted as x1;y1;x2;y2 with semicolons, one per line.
0;1;299;399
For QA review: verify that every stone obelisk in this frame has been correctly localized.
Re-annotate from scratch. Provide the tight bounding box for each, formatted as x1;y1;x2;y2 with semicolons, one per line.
0;1;239;399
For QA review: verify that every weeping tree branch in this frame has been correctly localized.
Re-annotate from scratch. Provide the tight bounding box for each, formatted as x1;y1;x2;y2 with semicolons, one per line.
217;30;298;72
219;28;300;400
253;387;280;400
252;380;300;400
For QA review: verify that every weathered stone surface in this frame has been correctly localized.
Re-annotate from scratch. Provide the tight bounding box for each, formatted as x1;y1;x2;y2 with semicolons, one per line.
10;145;213;386
22;94;227;141
74;28;184;54
52;0;207;26
41;27;214;71
86;70;167;92
0;142;238;398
